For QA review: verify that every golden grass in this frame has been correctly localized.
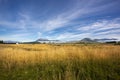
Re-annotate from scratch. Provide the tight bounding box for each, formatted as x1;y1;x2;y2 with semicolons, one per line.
0;44;120;68
0;44;120;80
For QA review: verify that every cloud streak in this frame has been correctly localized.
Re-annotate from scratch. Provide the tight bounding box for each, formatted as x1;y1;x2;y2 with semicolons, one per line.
1;0;119;31
0;0;120;41
77;18;120;33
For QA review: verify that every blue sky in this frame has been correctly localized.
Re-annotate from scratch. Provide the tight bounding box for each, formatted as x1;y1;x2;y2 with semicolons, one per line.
0;0;120;41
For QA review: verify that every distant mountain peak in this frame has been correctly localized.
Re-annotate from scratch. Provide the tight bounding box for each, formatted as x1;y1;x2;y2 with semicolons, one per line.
36;38;49;41
94;38;118;42
80;38;118;43
81;38;95;42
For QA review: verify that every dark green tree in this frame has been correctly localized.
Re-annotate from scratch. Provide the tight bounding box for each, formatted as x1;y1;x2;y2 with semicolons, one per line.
0;40;3;44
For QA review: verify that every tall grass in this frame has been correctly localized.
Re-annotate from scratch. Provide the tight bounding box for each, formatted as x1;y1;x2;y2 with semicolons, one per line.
0;44;120;80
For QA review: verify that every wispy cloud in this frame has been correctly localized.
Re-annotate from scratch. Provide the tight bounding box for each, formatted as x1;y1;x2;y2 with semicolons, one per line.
53;18;120;41
1;0;118;31
77;18;120;33
0;0;120;41
0;33;33;41
51;32;91;41
38;0;119;32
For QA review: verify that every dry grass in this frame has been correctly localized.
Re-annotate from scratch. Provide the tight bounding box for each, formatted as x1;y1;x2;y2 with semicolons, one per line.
0;44;119;64
0;44;120;80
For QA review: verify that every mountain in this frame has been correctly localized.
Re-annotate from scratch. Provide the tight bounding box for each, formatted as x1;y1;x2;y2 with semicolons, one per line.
94;38;118;42
75;38;118;43
81;38;96;43
36;38;49;41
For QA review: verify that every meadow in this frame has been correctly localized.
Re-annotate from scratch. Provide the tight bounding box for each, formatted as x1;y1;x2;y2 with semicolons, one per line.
0;44;120;80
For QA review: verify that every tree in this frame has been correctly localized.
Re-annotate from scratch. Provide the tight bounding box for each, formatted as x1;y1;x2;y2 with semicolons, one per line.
0;40;3;44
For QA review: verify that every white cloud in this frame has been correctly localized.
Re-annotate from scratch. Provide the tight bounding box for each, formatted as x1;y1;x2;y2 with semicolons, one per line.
1;0;117;32
0;0;120;41
39;18;68;31
38;0;119;32
37;32;42;36
0;33;33;41
77;18;120;33
95;29;120;35
55;32;91;41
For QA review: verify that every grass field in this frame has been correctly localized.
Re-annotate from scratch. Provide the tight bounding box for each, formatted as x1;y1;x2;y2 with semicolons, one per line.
0;44;120;80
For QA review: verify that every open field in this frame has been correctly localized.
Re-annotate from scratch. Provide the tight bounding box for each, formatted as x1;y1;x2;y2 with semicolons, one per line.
0;44;120;80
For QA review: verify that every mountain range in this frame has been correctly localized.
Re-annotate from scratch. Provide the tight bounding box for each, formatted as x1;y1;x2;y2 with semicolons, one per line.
80;38;118;43
1;38;119;44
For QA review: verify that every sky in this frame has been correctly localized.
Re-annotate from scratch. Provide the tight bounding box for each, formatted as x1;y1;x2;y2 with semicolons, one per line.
0;0;120;42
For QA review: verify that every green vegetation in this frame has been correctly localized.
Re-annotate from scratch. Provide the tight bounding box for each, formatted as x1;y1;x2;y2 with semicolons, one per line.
0;40;3;44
